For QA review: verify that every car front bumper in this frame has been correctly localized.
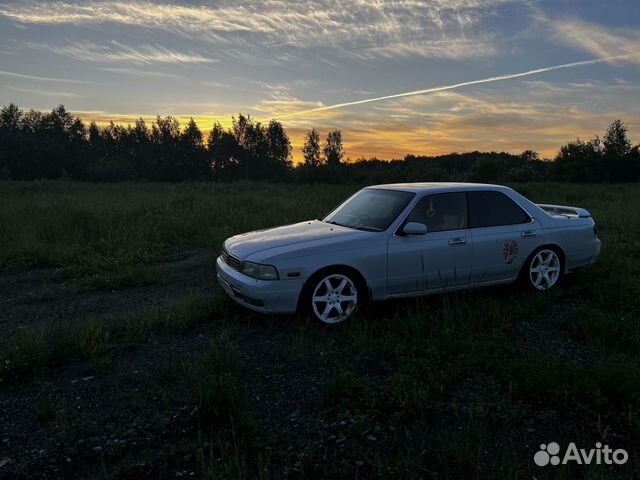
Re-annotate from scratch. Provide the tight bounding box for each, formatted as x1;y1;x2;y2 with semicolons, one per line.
216;256;304;314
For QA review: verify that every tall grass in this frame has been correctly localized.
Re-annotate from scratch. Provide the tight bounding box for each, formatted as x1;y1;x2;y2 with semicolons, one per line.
0;295;225;384
182;334;247;425
0;181;356;285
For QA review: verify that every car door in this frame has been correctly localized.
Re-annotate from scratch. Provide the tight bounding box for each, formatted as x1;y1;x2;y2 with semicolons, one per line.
387;192;472;295
467;190;541;284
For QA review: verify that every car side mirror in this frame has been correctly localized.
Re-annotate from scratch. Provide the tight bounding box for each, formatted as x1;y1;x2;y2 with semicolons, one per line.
403;222;428;235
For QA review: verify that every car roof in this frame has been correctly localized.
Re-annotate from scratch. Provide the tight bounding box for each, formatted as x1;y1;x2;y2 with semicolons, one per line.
365;182;508;194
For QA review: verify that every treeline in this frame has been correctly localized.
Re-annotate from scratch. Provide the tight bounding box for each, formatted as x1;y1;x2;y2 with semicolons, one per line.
0;104;297;181
553;120;640;183
336;120;639;184
1;103;639;184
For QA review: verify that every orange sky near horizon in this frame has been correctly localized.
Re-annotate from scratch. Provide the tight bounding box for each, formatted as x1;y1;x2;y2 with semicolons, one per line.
78;109;640;164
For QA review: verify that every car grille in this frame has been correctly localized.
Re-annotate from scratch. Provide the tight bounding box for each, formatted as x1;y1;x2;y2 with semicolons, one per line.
221;247;241;271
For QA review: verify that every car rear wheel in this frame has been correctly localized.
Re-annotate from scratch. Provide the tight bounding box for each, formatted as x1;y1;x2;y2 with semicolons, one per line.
309;272;360;324
526;248;562;291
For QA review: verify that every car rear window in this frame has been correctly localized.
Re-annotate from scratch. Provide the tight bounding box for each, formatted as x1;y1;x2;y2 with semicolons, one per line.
468;191;530;228
406;192;468;232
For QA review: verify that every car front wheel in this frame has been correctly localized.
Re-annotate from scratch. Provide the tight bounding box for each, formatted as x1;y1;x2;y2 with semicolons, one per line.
526;248;562;291
308;272;360;324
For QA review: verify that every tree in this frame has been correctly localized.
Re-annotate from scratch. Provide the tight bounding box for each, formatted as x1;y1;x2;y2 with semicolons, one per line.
150;115;181;180
603;119;631;159
131;118;150;144
553;120;637;182
0;103;22;133
182;118;204;148
469;158;505;182
208;122;225;175
20;109;43;134
46;104;75;134
629;145;640;181
28;105;89;179
302;128;321;166
603;119;635;181
152;115;180;145
231;114;290;180
265;119;292;177
520;150;540;163
323;129;344;166
126;118;152;178
177;118;210;180
0;104;23;178
216;132;242;180
88;121;101;148
553;137;603;182
232;114;259;179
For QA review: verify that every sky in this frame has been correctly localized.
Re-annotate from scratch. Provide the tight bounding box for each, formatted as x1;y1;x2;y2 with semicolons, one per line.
1;0;639;162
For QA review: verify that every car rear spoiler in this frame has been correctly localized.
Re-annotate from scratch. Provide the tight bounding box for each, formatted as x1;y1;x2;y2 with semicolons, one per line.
536;203;591;218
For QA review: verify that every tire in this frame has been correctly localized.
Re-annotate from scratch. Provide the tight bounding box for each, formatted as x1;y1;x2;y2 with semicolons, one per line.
302;268;363;324
522;247;563;291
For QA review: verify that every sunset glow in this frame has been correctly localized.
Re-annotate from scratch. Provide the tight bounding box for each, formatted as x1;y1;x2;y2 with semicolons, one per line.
1;1;639;162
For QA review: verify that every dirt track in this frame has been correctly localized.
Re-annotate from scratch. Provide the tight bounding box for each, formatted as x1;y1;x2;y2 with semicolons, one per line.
0;249;357;479
0;250;216;347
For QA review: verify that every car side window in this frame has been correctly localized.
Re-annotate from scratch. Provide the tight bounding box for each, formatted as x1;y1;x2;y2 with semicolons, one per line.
467;191;530;228
405;192;468;233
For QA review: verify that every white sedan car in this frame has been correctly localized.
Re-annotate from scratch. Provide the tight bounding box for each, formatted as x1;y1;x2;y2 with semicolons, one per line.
217;183;601;323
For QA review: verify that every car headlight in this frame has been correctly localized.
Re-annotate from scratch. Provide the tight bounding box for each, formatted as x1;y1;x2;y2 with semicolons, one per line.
240;261;279;280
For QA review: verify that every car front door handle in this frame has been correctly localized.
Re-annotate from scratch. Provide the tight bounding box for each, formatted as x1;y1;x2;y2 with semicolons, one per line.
448;238;467;246
521;231;537;238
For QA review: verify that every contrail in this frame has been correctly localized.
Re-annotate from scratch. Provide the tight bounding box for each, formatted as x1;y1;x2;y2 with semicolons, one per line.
276;53;637;119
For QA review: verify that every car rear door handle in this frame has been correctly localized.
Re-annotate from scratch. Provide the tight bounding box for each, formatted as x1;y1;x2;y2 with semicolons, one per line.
448;238;467;246
521;231;537;238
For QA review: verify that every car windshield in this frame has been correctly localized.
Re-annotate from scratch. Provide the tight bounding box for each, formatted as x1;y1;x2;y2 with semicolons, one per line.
323;188;415;231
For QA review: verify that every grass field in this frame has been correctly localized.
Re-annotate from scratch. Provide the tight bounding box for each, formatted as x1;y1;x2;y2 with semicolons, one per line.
1;180;640;479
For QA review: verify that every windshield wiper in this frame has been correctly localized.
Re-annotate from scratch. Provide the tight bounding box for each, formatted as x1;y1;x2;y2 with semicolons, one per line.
324;220;381;232
351;225;382;232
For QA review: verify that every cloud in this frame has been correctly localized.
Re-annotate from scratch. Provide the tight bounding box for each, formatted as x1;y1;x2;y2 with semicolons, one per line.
361;37;498;60
6;85;78;97
0;69;94;84
27;41;216;65
99;67;184;79
252;94;329;123
539;15;640;65
0;0;524;60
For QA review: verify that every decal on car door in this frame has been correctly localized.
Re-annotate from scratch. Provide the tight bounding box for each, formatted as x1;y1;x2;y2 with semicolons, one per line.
503;240;519;264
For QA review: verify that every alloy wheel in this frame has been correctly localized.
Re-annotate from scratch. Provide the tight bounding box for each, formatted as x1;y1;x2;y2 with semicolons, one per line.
311;274;358;323
529;249;561;290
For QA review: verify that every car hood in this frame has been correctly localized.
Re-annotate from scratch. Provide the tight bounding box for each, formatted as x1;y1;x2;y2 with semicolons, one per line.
224;220;368;260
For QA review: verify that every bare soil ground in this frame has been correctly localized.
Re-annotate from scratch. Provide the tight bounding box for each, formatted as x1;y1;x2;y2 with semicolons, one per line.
0;249;216;348
0;250;335;479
